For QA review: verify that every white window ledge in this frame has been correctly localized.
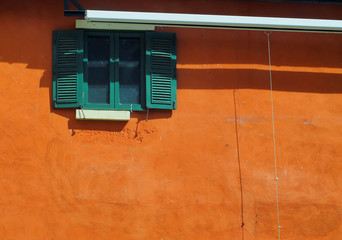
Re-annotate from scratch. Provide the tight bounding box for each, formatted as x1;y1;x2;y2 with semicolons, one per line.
76;109;130;121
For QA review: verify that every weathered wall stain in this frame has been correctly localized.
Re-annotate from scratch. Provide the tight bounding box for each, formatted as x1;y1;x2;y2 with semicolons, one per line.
255;202;342;239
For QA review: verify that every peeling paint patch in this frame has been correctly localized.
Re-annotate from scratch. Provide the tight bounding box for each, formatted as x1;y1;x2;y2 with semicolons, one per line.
226;117;267;124
71;128;155;144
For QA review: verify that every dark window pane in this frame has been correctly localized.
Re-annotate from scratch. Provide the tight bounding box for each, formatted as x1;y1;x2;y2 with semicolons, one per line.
88;36;110;104
119;37;141;104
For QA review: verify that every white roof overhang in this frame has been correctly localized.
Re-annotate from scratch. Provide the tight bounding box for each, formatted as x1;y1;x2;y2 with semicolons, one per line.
83;10;342;33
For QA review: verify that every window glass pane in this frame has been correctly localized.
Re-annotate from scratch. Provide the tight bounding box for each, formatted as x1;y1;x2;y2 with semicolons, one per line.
119;37;141;104
88;36;110;104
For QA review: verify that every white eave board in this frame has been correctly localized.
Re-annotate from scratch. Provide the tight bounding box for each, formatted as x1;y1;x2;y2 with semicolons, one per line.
76;19;155;31
85;10;342;33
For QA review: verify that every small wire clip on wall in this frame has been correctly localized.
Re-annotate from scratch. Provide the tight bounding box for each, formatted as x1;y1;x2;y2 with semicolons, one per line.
146;107;150;122
78;104;86;119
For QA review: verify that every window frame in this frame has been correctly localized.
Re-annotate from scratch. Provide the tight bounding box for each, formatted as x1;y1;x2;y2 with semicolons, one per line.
115;32;146;111
52;30;177;111
83;30;146;111
83;31;115;110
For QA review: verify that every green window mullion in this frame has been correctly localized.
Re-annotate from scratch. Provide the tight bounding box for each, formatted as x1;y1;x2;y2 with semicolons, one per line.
114;33;120;109
83;32;89;107
77;31;84;108
109;33;115;109
140;34;146;109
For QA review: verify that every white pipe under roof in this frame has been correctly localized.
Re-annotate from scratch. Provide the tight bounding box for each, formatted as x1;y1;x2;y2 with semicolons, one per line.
85;10;342;33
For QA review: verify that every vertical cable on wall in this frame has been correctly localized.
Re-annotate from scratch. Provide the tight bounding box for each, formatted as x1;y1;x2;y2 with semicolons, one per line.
233;88;245;240
265;31;281;240
233;31;245;240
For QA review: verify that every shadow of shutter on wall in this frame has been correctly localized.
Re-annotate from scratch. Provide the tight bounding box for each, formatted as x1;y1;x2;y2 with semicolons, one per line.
146;32;177;110
52;30;83;108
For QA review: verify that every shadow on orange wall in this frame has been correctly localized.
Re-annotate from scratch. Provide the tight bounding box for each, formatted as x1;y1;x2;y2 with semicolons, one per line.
6;30;342;132
1;0;342;132
66;110;172;132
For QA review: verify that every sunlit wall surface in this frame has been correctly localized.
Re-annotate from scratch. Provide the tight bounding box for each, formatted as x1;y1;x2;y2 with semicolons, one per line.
0;0;341;239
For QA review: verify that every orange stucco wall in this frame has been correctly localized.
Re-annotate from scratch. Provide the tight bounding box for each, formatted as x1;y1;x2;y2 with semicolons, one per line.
0;0;341;239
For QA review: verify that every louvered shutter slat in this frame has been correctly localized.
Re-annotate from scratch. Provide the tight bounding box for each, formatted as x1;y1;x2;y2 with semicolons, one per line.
52;30;83;108
146;32;177;110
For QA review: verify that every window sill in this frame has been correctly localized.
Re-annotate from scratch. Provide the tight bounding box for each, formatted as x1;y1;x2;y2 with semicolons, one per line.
76;109;130;121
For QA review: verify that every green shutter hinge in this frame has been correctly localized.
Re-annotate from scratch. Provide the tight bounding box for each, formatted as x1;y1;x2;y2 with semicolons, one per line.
53;99;57;108
173;100;176;110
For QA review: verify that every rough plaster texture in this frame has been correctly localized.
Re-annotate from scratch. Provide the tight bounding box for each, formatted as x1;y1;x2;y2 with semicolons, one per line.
0;0;341;239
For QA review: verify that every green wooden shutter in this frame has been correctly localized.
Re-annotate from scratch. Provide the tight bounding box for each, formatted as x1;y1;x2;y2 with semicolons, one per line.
146;32;177;110
52;30;83;108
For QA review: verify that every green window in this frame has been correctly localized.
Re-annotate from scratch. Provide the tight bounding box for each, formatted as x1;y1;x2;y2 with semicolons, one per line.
52;30;177;111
